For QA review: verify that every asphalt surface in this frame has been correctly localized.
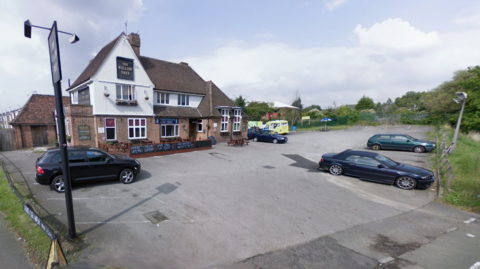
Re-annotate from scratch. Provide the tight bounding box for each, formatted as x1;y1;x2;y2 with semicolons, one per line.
0;212;35;269
1;125;479;269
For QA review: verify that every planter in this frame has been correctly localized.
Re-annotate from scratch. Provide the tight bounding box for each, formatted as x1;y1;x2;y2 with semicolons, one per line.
220;132;230;136
104;93;110;97
116;100;138;106
145;97;149;100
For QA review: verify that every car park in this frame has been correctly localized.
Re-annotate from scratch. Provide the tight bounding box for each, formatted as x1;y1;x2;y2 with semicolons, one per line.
253;130;288;143
318;149;435;190
367;133;436;153
35;147;141;193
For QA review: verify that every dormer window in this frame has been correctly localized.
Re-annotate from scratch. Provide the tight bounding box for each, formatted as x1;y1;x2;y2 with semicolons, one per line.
178;94;189;106
157;92;169;104
233;109;242;131
221;109;229;132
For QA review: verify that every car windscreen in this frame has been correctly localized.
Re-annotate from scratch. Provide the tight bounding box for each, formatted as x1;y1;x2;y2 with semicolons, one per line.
375;155;398;167
406;134;417;141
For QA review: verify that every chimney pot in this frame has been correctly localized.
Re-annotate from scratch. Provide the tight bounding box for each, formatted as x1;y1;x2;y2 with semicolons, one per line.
127;33;141;57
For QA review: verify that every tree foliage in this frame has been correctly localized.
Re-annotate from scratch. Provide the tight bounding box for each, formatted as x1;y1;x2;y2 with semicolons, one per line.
355;95;375;110
243;101;274;121
232;95;246;108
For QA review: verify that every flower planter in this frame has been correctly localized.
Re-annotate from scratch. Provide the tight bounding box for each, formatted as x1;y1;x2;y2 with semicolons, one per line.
116;100;138;106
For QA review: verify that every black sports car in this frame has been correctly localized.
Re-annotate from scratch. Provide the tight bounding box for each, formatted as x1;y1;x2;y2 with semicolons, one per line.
318;149;435;190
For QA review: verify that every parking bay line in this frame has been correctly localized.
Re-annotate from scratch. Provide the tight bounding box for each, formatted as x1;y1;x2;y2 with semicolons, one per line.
47;196;153;200
75;221;150;224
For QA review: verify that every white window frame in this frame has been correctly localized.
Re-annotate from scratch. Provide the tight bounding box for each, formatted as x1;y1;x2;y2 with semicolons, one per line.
197;120;203;132
71;91;78;104
116;84;136;101
161;124;179;138
233;109;242;131
177;94;190;106
105;118;116;141
128;118;147;139
157;92;170;104
221;109;229;132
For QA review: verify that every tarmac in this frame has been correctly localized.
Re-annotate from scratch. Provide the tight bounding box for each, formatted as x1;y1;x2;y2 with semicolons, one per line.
0;212;35;269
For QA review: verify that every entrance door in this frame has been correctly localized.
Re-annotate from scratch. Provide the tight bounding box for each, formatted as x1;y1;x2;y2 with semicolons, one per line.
31;126;48;147
189;121;196;140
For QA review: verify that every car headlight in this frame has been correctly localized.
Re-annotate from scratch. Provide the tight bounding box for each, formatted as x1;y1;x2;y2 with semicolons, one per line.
421;175;430;179
432;143;436;147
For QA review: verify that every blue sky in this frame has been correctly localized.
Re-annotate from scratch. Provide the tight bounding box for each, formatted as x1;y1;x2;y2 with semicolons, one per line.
2;0;480;112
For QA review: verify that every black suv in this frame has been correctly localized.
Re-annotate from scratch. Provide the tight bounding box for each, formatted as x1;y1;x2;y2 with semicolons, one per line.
35;147;141;193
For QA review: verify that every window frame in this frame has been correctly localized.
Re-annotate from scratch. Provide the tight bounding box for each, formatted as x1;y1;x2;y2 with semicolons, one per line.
177;94;190;106
197;120;203;132
157;92;170;105
233;109;242;131
128;118;147;139
161;124;180;138
116;84;136;101
105;118;116;141
221;109;230;132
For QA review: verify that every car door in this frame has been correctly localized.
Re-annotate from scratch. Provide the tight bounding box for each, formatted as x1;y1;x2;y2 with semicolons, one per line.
391;135;413;151
348;156;387;183
66;151;88;183
256;130;268;142
85;150;117;181
376;135;394;149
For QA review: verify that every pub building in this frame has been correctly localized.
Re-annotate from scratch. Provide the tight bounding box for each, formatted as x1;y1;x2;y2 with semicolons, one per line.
65;32;249;151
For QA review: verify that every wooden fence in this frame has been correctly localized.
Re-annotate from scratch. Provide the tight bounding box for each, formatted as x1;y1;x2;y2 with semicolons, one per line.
0;129;16;151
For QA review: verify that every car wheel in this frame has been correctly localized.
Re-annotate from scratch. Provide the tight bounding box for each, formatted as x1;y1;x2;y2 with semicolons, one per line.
372;144;381;150
51;175;65;193
119;168;135;184
273;139;278;144
253;137;258;142
329;165;343;176
413;146;425;153
395;176;417;190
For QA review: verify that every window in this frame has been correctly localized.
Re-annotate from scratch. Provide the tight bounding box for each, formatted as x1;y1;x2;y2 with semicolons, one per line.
105;118;116;141
128;118;146;139
377;135;391;141
68;151;86;163
116;84;136;101
392;135;408;142
87;151;107;162
65;119;70;136
233;109;241;131
221;109;229;132
161;124;179;138
157;92;169;104
177;94;189;106
197;120;203;132
356;157;380;167
71;91;78;104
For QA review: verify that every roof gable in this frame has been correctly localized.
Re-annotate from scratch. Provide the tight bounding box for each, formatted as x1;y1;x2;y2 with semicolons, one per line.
11;94;71;125
68;33;124;90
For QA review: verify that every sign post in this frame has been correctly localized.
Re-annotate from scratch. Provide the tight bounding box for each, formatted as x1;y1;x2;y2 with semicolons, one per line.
48;21;76;239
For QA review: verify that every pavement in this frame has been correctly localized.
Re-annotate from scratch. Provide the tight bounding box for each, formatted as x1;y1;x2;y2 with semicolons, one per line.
0;212;35;269
1;125;479;269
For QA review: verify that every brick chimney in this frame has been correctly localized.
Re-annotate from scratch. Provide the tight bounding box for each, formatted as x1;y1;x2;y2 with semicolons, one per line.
127;33;141;57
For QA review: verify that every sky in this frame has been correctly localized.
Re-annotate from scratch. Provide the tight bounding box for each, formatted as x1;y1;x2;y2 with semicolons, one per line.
2;0;480;113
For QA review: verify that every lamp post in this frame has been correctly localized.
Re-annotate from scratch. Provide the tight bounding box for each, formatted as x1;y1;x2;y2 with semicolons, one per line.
24;20;79;238
450;92;467;154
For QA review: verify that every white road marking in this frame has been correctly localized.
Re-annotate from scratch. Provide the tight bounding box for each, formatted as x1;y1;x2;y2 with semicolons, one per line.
464;218;476;224
47;196;152;200
75;221;150;224
127;185;168;205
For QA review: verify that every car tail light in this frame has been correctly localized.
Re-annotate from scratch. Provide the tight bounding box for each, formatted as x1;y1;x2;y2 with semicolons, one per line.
320;158;324;162
36;166;44;174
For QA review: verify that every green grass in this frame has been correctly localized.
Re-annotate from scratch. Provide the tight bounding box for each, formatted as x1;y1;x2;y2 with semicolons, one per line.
0;170;50;265
440;131;480;212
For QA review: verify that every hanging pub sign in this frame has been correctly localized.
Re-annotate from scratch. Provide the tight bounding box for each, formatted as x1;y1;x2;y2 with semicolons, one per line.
156;118;179;124
117;57;134;80
78;125;91;140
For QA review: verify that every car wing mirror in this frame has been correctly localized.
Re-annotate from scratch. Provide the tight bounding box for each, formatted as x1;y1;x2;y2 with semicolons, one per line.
106;157;112;163
377;164;386;169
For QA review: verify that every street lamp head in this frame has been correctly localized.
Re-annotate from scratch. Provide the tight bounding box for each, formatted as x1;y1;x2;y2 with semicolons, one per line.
69;34;80;44
24;20;32;38
455;92;467;100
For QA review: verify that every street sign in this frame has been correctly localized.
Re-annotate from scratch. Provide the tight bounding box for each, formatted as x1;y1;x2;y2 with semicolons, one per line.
48;21;62;84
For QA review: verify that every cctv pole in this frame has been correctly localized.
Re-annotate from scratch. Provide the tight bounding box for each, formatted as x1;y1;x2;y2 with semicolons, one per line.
47;21;76;238
450;98;466;154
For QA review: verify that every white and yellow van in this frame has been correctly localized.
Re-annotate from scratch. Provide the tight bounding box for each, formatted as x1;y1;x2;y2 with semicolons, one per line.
264;120;289;134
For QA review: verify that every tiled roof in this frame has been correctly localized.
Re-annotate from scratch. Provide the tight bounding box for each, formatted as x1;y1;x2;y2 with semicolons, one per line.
10;94;71;125
154;106;201;118
140;57;206;95
68;33;124;90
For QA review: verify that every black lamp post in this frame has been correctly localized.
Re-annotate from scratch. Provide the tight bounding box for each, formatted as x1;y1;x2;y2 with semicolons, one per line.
24;20;78;238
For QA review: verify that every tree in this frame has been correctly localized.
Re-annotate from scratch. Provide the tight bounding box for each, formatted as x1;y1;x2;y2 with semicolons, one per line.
243;101;274;121
291;90;303;111
233;95;246;108
394;91;427;111
355;95;375;110
303;104;322;113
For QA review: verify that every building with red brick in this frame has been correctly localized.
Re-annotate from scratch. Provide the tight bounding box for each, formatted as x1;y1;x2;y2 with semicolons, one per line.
10;94;70;148
65;32;249;148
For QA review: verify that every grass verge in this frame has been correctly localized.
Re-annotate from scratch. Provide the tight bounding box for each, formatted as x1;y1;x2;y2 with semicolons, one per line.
440;129;480;213
0;170;50;266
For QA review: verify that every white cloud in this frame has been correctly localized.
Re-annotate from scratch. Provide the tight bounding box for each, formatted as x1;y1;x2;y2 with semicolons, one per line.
324;0;349;11
179;18;480;108
354;18;440;50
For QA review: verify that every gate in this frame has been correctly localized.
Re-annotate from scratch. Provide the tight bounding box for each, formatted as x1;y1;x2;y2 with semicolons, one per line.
0;129;16;151
31;126;48;147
